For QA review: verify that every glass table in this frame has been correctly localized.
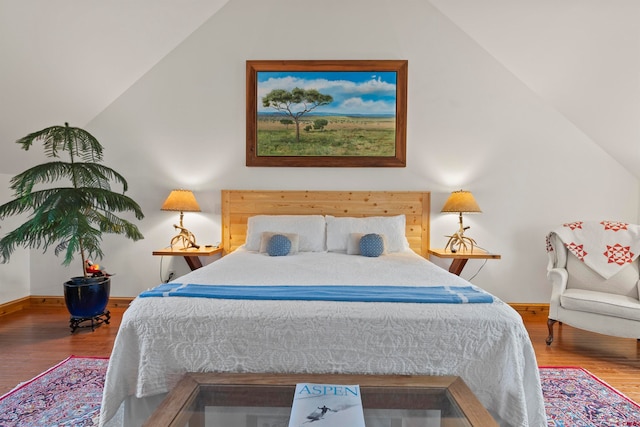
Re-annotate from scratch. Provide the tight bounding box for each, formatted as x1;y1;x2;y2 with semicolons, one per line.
143;372;497;427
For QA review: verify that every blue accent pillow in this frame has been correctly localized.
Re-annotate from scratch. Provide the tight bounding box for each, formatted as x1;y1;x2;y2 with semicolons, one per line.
266;234;292;256
360;233;385;257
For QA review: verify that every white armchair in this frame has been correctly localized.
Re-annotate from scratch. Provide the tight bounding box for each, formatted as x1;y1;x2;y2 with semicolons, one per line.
546;231;640;345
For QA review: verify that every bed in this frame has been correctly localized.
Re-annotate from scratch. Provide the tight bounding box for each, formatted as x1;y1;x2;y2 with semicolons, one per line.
99;190;546;427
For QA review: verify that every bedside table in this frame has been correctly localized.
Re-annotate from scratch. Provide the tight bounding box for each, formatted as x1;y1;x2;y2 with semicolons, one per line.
153;246;223;270
428;248;501;276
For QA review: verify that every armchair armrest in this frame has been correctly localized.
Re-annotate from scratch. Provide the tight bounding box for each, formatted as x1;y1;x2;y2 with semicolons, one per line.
547;267;568;319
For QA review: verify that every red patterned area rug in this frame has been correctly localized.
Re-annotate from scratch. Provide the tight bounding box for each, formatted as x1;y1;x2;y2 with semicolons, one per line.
2;361;639;426
0;356;108;427
541;366;640;427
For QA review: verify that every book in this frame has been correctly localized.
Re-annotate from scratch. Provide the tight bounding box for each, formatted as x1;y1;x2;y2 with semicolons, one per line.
288;383;365;427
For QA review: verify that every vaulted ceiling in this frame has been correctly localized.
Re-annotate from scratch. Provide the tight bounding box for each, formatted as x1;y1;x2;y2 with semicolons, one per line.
429;0;640;179
1;0;638;178
0;0;230;172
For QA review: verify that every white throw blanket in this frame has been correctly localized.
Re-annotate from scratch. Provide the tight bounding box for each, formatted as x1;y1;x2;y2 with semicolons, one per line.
547;220;640;279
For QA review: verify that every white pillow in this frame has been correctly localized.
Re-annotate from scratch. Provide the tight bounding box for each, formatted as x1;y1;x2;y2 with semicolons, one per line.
347;233;365;255
259;232;299;255
245;215;325;252
326;215;409;253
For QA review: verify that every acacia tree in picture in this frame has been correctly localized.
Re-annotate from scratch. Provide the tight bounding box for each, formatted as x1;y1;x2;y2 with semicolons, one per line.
262;87;333;143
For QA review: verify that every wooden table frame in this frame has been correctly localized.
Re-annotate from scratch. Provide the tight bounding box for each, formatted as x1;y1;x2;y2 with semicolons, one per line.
144;372;497;427
428;248;501;276
152;246;223;270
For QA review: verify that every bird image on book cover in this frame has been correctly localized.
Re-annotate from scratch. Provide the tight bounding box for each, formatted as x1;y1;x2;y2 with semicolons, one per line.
288;383;365;426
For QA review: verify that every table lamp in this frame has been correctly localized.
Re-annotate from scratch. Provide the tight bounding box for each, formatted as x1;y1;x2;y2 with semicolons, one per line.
161;189;201;249
441;190;482;253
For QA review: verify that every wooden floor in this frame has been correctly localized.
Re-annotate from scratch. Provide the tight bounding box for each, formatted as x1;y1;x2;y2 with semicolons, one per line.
525;315;640;403
0;306;639;404
0;306;126;396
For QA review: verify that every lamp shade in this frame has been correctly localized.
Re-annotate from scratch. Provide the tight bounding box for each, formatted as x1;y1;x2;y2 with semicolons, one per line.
441;190;482;214
161;189;201;212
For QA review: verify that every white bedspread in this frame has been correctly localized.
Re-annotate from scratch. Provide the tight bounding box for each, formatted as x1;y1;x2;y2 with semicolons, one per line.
100;249;546;427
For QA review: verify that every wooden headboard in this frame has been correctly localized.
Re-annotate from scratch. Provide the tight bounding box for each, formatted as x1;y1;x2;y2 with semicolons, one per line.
221;190;430;257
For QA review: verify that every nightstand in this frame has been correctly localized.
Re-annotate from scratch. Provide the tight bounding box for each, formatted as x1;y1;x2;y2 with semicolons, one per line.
428;248;501;276
152;246;223;270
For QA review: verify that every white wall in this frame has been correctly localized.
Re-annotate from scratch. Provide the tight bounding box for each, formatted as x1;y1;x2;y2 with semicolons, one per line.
0;173;30;304
20;0;639;303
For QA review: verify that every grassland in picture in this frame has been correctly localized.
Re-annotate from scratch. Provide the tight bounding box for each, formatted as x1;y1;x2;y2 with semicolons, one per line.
256;114;396;157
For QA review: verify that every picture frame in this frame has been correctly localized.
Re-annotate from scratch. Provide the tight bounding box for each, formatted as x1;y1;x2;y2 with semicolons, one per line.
246;60;408;167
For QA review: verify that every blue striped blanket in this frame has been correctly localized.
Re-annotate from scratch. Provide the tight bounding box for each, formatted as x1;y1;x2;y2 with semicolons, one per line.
138;284;494;304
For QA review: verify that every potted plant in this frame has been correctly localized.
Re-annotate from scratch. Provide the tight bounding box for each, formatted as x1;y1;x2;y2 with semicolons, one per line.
0;123;144;331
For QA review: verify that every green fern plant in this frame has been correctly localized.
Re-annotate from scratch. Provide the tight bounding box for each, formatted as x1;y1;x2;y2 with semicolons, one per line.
0;123;144;278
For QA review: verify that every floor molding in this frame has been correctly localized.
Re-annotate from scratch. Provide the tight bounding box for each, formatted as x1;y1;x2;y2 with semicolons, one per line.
0;296;134;318
0;296;31;317
29;296;134;309
509;303;549;320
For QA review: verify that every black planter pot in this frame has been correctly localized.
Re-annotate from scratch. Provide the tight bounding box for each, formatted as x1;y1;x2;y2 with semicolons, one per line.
64;276;111;333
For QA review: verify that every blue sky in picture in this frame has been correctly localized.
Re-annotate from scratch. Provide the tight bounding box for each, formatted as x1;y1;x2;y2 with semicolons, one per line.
257;71;397;116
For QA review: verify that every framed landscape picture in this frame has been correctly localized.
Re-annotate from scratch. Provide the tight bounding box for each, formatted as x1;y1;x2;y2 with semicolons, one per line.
246;60;408;167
